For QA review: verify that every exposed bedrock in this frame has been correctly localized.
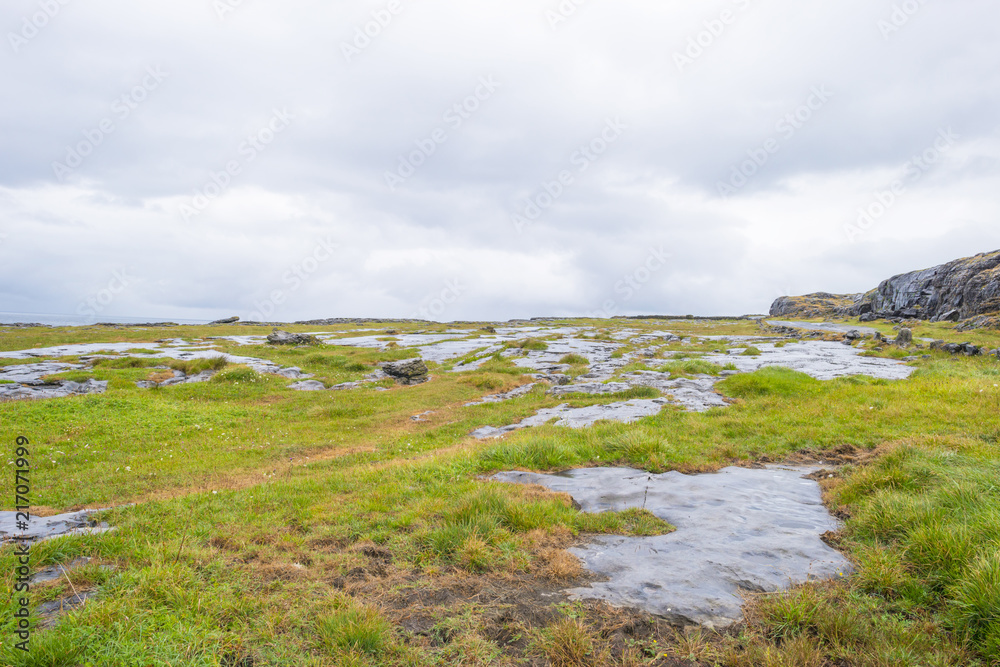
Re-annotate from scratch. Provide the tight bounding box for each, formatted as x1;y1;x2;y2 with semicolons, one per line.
770;249;1000;323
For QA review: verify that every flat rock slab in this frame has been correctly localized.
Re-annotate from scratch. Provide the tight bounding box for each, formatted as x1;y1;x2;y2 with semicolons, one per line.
31;557;95;584
494;466;851;629
0;361;108;401
0;510;113;543
623;372;730;412
705;341;913;381
465;383;538;406
289;380;328;391
472;399;668;439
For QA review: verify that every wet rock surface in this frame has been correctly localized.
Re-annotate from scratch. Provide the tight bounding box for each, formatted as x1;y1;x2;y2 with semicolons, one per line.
622;372;730;412
0;509;113;543
495;466;850;628
703;341;913;381
472;399;670;439
31;557;95;584
37;590;99;626
0;341;313;399
0;362;109;401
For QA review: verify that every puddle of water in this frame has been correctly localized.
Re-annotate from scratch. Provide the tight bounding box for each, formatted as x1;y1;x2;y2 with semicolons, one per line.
494;466;851;628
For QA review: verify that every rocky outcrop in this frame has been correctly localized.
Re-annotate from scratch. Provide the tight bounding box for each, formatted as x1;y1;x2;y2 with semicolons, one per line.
769;293;863;319
770;250;1000;324
380;359;429;385
267;330;320;345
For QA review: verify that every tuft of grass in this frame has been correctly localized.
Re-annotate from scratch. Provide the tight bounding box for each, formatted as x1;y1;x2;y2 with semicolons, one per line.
93;356;161;369
511;338;549;351
719;367;820;398
169;356;228;375
559;354;589;366
659;359;726;377
741;346;763;357
461;373;526;393
211;367;264;384
317;603;393;656
533;618;604;667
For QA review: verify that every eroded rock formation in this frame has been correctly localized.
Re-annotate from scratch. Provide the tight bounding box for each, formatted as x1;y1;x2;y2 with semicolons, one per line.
770;250;1000;324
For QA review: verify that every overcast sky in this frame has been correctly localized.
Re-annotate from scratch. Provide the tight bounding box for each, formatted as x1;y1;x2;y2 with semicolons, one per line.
1;0;998;323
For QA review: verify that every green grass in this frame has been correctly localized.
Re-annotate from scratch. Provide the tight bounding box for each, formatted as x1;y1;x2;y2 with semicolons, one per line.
1;319;999;665
317;601;393;656
510;338;549;351
559;354;589;366
659;359;727;377
168;356;229;375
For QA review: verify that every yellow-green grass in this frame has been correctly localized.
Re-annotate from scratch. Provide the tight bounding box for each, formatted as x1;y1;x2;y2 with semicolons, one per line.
1;319;999;665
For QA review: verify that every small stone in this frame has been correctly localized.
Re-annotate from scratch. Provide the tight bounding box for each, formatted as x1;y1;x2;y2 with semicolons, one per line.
288;380;327;391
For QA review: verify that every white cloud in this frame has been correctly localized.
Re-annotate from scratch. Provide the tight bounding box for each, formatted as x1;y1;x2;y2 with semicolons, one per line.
1;0;999;322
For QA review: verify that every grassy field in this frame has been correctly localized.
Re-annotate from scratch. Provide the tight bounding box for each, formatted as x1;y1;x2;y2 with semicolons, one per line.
1;318;999;666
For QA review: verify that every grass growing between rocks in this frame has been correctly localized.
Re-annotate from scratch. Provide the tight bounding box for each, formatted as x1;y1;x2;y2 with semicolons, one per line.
1;320;1000;665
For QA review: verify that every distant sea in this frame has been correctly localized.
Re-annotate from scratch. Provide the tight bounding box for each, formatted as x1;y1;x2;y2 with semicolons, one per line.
0;312;211;326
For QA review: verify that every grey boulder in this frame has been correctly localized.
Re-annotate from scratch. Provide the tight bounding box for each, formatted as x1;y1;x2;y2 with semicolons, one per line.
380;359;429;385
267;330;318;345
